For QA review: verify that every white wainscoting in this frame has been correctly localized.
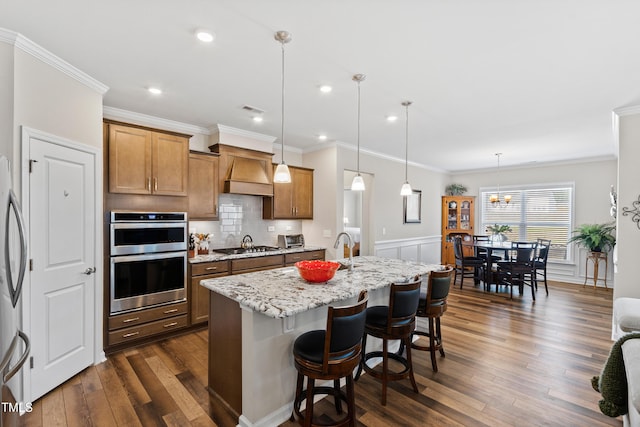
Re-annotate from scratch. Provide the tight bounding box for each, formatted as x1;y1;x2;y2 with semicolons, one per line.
374;235;442;265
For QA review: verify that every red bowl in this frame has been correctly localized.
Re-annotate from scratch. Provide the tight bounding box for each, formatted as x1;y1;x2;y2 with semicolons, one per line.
295;260;341;283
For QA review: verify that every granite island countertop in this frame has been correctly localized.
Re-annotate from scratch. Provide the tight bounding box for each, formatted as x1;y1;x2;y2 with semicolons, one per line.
189;246;326;263
200;256;443;318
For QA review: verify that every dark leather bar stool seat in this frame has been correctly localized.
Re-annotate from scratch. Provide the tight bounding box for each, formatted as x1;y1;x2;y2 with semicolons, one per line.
291;290;368;427
412;268;454;372
355;276;422;405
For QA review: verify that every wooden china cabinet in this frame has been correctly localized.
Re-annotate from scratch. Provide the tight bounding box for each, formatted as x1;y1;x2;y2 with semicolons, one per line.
441;196;475;266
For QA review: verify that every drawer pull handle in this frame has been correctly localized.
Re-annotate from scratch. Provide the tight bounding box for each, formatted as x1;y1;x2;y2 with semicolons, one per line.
123;332;139;338
163;322;178;328
122;317;140;323
163;308;178;314
205;267;218;271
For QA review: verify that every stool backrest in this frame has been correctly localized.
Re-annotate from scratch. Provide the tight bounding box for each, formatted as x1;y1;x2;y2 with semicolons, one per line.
324;289;368;372
419;268;453;316
386;276;422;333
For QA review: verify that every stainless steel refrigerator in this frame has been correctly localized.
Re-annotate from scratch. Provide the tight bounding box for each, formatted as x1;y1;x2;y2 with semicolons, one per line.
0;155;30;427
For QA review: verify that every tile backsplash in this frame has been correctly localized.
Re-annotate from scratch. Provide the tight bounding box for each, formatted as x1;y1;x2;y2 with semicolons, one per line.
189;194;302;249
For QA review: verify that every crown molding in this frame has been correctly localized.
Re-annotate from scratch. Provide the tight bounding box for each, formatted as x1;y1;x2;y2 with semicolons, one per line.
212;124;276;143
103;106;210;136
0;27;109;95
613;105;640;117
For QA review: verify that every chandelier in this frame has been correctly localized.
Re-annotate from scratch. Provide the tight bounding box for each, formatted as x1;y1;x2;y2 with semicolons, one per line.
490;153;511;206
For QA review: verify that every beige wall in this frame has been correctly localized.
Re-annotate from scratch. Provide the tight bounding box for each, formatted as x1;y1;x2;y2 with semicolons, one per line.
614;112;640;299
0;42;13;164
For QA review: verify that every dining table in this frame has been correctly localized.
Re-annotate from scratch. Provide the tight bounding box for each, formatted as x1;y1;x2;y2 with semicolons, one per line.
462;240;514;289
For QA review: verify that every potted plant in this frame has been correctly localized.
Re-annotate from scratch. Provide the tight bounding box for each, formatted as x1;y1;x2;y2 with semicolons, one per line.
568;222;616;253
445;183;467;196
486;224;512;242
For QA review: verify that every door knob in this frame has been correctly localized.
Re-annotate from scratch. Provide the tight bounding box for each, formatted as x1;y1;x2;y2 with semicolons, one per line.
83;267;96;275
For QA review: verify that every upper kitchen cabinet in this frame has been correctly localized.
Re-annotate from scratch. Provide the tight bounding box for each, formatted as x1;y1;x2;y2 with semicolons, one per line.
107;122;189;196
188;151;219;220
263;165;314;219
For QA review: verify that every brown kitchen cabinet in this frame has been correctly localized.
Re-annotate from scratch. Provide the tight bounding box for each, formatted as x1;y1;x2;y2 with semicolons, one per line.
263;165;314;219
108;122;189;196
188;151;220;220
189;260;229;325
107;301;188;347
284;249;325;266
441;195;475;266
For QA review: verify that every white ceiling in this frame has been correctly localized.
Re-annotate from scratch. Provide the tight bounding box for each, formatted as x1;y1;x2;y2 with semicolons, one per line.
2;0;637;172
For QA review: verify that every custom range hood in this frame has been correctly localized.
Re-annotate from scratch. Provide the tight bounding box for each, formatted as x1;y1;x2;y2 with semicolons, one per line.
209;143;275;197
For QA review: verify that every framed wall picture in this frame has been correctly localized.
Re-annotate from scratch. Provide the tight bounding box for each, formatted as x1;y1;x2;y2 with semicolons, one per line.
403;189;421;223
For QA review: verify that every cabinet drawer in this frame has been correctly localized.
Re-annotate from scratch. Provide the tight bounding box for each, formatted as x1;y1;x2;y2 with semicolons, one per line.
231;255;284;273
108;301;187;330
191;260;229;276
285;250;325;265
108;315;188;346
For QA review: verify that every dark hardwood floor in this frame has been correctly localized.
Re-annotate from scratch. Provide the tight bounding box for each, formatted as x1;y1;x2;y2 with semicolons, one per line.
20;281;621;426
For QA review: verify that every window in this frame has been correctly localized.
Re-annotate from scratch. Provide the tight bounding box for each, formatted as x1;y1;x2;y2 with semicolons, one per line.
480;184;573;262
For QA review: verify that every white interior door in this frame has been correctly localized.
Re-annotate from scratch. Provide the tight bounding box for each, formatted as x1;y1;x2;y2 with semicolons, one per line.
28;137;96;401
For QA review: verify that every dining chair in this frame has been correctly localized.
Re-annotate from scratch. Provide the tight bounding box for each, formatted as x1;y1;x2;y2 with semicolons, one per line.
534;238;551;296
411;268;454;372
453;236;485;289
496;241;538;300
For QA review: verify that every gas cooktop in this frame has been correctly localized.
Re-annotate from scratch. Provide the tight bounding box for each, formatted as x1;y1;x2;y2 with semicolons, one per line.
212;246;280;255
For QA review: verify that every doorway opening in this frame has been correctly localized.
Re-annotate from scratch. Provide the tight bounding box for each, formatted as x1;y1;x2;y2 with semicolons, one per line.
343;170;373;257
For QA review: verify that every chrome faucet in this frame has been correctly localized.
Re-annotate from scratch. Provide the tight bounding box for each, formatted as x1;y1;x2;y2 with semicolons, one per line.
241;234;254;249
334;232;354;271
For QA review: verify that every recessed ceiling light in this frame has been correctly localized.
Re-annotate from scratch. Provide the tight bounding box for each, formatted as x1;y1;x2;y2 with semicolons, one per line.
386;115;398;122
318;134;327;141
148;87;162;95
252;116;263;123
196;30;215;43
319;85;332;93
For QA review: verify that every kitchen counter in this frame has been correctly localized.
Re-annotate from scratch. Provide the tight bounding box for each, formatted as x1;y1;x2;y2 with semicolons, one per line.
189;245;325;263
200;255;442;318
201;256;443;426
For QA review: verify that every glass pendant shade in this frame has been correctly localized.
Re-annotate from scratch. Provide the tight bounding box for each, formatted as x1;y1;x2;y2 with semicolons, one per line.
274;30;292;185
400;181;412;196
351;174;365;191
274;163;291;183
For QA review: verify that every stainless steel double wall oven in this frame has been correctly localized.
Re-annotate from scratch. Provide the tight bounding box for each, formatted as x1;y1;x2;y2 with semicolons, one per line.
109;211;187;314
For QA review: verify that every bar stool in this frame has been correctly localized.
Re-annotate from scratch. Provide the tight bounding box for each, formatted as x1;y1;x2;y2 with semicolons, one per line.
291;290;368;427
411;268;454;372
355;276;422;405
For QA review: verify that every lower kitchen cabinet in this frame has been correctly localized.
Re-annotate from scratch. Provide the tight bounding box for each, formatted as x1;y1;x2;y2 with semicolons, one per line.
107;301;188;347
284;250;325;266
189;260;229;325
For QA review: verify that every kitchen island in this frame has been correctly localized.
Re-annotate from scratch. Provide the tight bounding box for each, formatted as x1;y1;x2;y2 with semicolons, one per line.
200;256;442;427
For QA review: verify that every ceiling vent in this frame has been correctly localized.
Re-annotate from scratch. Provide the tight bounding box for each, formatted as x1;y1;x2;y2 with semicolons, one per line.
242;105;265;114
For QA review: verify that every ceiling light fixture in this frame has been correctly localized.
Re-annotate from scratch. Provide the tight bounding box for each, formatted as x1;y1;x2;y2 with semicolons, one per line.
273;30;292;183
351;74;366;191
196;30;215;43
400;101;413;196
252;116;263;123
489;153;511;206
318;134;327;141
386;115;398;122
148;87;162;95
319;85;332;93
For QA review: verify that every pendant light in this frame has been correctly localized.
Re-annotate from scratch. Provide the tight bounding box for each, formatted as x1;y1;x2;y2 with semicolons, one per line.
273;30;292;183
351;74;366;191
400;101;413;196
490;153;511;205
